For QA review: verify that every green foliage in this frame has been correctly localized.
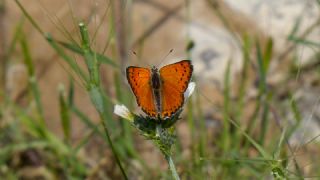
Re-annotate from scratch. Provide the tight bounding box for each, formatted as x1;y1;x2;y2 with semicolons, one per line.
0;0;318;179
58;84;71;142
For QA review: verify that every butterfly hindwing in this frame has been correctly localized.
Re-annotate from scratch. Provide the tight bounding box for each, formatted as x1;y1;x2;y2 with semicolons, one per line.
126;67;157;117
160;80;184;118
159;60;193;118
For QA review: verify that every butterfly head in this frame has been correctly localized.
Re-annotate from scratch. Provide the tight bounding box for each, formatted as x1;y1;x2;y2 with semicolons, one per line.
151;66;161;90
151;66;158;73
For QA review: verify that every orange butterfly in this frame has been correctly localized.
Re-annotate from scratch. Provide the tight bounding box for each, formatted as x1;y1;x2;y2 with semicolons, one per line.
126;60;193;119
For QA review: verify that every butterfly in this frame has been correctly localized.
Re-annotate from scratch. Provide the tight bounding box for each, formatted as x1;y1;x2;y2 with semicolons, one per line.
126;60;193;119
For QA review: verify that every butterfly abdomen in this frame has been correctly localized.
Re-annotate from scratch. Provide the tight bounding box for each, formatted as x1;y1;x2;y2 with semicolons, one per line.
151;68;162;115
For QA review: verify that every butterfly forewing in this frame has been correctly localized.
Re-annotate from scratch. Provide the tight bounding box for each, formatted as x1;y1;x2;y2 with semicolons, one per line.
126;67;157;117
159;60;193;118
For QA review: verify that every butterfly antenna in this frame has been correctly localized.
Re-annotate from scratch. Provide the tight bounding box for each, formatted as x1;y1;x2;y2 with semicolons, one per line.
156;49;174;67
131;50;152;67
132;51;137;56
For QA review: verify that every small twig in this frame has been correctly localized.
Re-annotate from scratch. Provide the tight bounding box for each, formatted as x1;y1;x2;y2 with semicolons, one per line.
137;0;185;21
277;17;320;62
206;0;268;48
132;3;183;47
100;113;128;180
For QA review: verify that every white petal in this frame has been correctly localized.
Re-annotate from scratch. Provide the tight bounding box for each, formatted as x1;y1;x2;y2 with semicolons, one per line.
113;104;134;121
184;82;196;102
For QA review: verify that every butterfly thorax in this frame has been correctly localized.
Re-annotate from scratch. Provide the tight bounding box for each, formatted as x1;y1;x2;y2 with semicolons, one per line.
151;67;161;89
151;67;162;116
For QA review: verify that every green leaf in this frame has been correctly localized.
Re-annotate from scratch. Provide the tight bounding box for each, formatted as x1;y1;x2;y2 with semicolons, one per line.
45;33;89;83
59;84;71;142
229;119;272;160
288;36;320;47
186;40;195;52
273;127;286;159
20;32;46;127
287;15;302;40
289;93;302;124
68;77;75;106
256;42;267;93
263;38;273;71
71;106;105;139
58;40;119;68
222;59;232;152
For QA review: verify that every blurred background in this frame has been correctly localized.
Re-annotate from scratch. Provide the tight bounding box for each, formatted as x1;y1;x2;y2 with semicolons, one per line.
1;0;320;179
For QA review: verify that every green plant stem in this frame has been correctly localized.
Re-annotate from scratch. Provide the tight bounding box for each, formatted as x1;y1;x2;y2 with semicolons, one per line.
165;155;180;180
79;22;128;180
100;113;128;180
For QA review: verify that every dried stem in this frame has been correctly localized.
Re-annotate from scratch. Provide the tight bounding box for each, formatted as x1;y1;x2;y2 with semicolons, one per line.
0;0;6;101
111;0;128;69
